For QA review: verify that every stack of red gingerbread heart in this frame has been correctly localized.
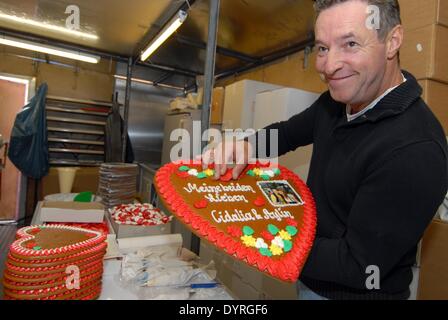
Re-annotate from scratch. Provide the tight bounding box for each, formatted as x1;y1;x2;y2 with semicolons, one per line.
2;225;107;300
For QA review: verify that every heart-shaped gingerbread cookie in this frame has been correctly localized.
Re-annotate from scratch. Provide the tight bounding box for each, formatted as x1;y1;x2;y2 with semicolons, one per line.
3;225;107;300
155;161;316;282
9;225;106;260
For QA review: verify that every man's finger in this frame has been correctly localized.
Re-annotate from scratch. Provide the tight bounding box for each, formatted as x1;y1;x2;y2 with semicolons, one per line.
221;141;235;175
232;164;247;180
233;141;249;179
213;146;223;180
201;148;213;170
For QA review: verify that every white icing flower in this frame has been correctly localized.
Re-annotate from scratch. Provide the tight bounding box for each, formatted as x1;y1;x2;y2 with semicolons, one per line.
272;236;284;248
255;238;268;249
188;169;198;176
264;170;275;178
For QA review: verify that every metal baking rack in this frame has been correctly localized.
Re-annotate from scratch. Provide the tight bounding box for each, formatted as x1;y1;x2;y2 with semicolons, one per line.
46;95;112;166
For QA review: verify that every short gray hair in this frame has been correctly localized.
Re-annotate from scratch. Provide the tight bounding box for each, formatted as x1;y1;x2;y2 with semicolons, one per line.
314;0;401;41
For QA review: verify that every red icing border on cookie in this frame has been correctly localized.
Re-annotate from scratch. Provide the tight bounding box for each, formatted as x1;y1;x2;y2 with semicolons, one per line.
155;161;317;282
5;249;106;275
7;242;107;268
10;225;106;259
3;276;103;300
3;262;103;288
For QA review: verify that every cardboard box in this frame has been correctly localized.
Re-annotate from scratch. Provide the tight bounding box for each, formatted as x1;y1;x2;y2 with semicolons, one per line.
217;262;265;299
418;79;448;133
222;79;281;130
40;201;105;223
109;212;172;239
253;88;318;181
260;274;298;300
199;240;297;299
117;234;183;254
211;87;225;124
401;0;448;31
418;219;448;300
401;24;448;83
104;212;121;259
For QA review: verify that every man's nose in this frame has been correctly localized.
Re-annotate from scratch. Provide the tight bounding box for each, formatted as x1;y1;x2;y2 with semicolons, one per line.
324;49;343;76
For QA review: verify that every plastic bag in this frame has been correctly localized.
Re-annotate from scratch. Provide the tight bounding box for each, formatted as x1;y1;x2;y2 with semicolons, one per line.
118;246;226;300
8;83;49;179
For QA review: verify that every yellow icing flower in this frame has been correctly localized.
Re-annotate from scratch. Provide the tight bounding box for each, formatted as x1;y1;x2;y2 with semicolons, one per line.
253;168;262;176
279;230;292;241
204;169;214;177
241;235;257;247
269;244;283;256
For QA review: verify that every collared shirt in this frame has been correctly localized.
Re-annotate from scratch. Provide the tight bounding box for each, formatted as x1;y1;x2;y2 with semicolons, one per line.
346;74;407;122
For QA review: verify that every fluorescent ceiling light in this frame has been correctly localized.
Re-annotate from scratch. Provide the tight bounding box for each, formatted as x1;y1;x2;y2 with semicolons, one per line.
141;10;187;62
114;75;154;85
0;35;100;63
0;11;98;40
114;75;184;91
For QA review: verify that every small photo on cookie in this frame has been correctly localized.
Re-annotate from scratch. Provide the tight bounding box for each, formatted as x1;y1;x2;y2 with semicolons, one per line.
257;180;304;207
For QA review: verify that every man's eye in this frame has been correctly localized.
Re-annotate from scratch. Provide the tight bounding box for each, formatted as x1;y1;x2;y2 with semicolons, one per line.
318;46;328;53
347;41;358;48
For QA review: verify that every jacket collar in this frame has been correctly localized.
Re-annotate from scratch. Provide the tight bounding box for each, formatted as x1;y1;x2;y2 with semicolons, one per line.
334;70;422;128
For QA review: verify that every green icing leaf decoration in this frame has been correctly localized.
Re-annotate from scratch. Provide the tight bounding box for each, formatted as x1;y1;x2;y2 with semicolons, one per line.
260;174;271;180
179;166;190;172
273;168;281;175
74;191;93;203
197;172;207;179
286;226;298;236
243;226;254;236
260;248;273;257
33;246;42;251
268;224;279;235
283;240;293;252
247;170;255;177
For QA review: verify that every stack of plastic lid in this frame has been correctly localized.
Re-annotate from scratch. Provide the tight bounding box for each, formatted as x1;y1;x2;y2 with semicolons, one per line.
98;163;138;208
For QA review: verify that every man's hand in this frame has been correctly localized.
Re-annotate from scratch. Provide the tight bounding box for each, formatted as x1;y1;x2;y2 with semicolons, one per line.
200;140;254;180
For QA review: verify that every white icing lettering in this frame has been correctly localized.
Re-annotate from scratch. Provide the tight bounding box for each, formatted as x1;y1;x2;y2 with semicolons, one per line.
204;193;249;203
262;208;293;222
210;208;293;224
183;183;255;194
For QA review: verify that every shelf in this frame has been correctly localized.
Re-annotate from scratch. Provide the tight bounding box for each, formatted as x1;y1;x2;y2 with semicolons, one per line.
46;95;114;108
46;95;107;165
49;159;103;166
48;138;105;146
46;106;109;117
49;148;105;155
48;127;104;135
47;116;106;126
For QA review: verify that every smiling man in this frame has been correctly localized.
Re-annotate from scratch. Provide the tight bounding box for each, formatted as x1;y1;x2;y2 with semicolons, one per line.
202;0;448;300
315;0;404;116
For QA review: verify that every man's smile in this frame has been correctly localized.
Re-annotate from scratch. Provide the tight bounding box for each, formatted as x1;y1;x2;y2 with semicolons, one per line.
326;74;356;85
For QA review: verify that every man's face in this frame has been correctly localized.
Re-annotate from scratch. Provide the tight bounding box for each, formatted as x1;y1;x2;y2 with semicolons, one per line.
315;1;388;107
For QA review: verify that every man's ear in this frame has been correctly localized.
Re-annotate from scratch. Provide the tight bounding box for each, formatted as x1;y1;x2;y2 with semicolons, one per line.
386;25;403;60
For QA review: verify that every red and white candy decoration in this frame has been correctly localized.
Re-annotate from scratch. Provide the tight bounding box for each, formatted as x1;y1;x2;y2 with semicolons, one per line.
110;203;172;226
